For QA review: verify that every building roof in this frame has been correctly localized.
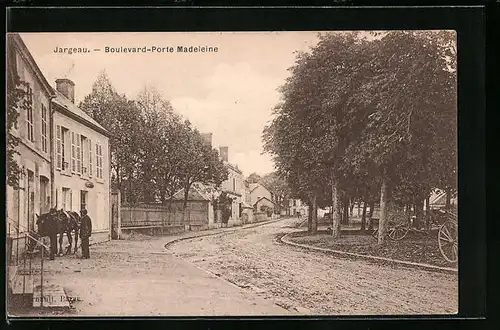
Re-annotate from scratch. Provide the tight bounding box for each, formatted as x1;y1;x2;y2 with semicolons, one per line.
224;161;242;175
253;196;275;207
250;182;271;194
52;89;110;137
8;33;54;96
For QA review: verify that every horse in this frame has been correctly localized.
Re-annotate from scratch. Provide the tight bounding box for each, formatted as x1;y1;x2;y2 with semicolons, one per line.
36;209;81;258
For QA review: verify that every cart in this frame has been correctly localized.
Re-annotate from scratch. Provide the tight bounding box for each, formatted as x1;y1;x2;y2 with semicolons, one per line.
371;208;458;263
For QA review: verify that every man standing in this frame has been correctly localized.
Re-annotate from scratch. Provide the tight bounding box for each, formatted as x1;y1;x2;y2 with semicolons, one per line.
79;209;92;259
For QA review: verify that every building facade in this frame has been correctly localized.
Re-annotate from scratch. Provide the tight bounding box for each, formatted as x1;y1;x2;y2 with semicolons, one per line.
249;183;272;206
6;34;112;248
288;199;308;217
219;146;245;223
52;79;111;234
6;34;55;238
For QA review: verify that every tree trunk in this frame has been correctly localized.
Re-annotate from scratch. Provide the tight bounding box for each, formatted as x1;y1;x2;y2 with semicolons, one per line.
415;198;424;229
357;200;361;217
368;202;375;231
342;197;349;225
425;195;430;228
445;189;451;209
360;201;367;232
378;177;389;244
331;180;342;238
307;202;313;233
311;193;318;234
349;199;355;217
182;183;191;225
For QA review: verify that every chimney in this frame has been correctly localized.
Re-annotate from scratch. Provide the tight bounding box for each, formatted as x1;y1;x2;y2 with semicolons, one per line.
201;133;213;147
55;78;75;103
219;146;228;162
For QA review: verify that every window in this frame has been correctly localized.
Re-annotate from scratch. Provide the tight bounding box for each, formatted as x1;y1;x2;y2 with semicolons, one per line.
41;104;48;152
88;138;93;177
233;178;236;192
26;84;34;142
56;126;69;170
96;142;103;179
80;135;87;175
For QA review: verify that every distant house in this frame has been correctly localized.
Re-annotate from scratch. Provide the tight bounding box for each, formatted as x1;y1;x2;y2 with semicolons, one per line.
249;183;272;206
288;199;308;217
254;196;276;218
171;183;215;228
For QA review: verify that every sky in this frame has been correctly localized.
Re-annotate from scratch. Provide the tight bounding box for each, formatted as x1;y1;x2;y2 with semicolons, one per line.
20;32;322;177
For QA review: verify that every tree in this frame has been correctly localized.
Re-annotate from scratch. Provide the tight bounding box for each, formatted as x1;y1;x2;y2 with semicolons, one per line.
247;173;262;184
176;124;229;223
345;31;457;243
6;73;28;189
79;71;145;204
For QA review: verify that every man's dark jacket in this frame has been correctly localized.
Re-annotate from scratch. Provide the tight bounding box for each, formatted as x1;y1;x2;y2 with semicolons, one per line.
80;215;92;239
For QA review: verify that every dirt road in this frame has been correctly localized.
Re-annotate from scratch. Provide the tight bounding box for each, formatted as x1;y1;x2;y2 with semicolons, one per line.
169;217;458;315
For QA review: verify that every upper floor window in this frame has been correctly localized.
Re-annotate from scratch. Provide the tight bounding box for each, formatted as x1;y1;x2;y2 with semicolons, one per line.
56;125;69;170
80;135;88;176
96;142;103;179
71;132;82;174
26;84;34;142
41;104;48;153
88;138;93;177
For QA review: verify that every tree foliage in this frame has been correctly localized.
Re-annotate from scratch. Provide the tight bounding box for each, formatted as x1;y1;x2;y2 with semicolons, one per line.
263;31;457;243
6;73;28;189
80;72;229;212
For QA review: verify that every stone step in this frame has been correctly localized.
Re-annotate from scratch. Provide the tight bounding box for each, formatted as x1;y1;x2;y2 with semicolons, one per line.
32;283;70;309
11;274;34;295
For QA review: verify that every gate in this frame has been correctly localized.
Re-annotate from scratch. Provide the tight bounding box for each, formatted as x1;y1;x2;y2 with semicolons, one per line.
111;191;121;239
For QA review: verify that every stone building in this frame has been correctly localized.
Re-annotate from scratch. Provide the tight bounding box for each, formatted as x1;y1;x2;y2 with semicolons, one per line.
6;33;55;239
52;79;112;237
6;33;112;249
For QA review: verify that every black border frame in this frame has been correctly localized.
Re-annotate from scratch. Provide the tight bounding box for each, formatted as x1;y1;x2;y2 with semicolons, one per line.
3;5;487;328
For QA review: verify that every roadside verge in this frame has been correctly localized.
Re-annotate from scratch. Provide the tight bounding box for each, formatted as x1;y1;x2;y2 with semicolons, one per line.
280;232;458;274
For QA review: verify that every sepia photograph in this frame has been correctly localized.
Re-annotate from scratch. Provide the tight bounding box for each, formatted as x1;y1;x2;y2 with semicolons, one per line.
6;30;458;317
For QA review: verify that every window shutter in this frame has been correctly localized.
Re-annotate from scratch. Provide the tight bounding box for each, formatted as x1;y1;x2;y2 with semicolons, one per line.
56;125;62;169
71;132;76;172
89;138;93;177
76;134;81;174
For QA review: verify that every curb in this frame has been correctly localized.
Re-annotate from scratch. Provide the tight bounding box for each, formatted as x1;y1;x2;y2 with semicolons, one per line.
164;218;286;250
280;232;458;274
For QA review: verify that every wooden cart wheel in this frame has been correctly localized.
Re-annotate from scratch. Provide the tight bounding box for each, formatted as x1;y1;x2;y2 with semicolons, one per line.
438;219;458;263
389;224;409;241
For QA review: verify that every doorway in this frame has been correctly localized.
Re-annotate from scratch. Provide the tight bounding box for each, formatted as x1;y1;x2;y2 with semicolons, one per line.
40;176;49;214
80;190;88;212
